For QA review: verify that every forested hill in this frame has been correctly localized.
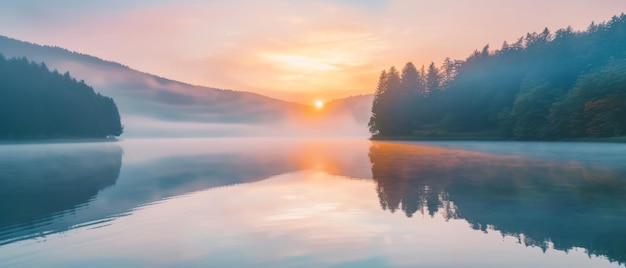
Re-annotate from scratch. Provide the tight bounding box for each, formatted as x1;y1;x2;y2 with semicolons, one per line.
0;55;123;139
369;14;626;140
0;35;306;126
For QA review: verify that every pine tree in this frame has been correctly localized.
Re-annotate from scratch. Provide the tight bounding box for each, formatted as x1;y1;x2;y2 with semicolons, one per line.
401;62;420;96
441;57;458;88
426;62;441;92
369;70;388;136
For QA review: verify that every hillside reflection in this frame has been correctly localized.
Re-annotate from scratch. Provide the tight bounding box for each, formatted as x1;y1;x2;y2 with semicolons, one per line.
0;139;370;246
0;143;123;244
369;141;626;265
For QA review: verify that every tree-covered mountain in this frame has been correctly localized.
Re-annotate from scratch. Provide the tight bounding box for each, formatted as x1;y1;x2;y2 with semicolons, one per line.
369;14;626;140
0;35;304;125
0;55;123;139
0;35;371;137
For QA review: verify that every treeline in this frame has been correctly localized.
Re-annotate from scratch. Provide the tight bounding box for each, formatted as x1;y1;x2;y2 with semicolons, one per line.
369;14;626;140
0;55;123;139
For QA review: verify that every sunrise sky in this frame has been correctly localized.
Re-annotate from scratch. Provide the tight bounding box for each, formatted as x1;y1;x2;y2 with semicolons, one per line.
1;0;626;104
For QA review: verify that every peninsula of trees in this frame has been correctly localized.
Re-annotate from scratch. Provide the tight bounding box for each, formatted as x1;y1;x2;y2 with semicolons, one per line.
0;55;123;139
369;14;626;140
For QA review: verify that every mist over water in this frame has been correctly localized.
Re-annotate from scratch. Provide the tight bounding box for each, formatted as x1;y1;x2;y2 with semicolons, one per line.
1;138;625;267
121;112;371;138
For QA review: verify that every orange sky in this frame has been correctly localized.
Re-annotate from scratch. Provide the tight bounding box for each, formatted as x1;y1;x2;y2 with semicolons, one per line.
1;0;626;104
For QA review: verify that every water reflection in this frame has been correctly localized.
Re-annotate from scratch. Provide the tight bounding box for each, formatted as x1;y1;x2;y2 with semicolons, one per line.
98;139;371;216
0;139;370;246
369;141;626;265
0;143;123;244
1;139;625;267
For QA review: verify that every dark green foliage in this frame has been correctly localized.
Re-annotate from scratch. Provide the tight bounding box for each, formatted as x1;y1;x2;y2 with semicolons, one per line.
369;13;626;140
549;58;626;138
0;55;123;139
369;67;406;136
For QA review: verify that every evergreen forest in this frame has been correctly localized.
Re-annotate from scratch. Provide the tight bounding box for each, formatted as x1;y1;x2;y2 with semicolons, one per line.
369;14;626;140
0;55;123;139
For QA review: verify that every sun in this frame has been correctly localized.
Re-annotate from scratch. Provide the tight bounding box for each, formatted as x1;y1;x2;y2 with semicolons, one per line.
315;100;324;109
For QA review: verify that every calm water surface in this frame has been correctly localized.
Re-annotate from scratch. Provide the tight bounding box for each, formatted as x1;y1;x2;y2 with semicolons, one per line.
1;138;625;267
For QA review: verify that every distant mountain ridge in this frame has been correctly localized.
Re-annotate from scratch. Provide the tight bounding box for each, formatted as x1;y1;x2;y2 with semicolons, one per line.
0;35;372;137
0;35;304;135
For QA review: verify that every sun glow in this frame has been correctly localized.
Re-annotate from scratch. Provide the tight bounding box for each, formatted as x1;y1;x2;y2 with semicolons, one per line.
315;100;324;109
264;54;339;72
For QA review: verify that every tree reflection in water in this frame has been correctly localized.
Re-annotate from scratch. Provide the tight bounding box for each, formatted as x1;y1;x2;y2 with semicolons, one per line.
369;141;626;265
0;144;123;245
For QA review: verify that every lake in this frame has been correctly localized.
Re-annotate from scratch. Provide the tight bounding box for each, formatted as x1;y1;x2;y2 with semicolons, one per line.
1;138;625;267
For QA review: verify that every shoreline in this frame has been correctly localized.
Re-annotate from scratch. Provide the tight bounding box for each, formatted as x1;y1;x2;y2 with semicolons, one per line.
371;135;626;143
0;137;119;145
